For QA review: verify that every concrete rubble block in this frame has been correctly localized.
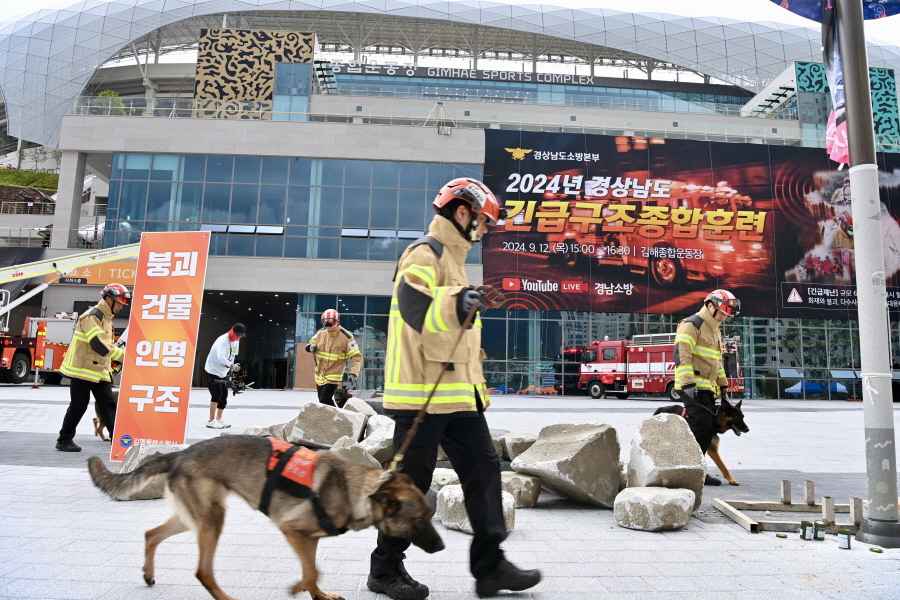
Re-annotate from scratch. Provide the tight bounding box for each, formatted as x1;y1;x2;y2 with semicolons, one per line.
510;422;621;508
330;436;381;469
627;414;705;511
356;388;378;400
242;426;268;436
614;487;695;532
501;472;541;508
343;397;377;419
502;433;537;461
437;484;515;534
437;445;448;461
431;468;460;490
287;403;367;449
491;433;507;460
268;417;298;442
117;443;190;500
360;414;395;464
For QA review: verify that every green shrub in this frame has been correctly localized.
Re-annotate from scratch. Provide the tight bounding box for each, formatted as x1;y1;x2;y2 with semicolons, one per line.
0;169;59;190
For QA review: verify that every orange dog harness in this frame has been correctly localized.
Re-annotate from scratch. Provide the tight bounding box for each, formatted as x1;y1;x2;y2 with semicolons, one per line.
258;437;345;536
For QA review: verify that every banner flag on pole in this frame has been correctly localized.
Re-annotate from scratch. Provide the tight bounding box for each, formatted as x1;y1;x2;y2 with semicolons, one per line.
110;231;211;461
770;0;900;21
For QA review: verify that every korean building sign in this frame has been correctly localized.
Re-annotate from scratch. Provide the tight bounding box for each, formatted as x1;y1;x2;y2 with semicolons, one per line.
110;232;210;460
482;129;900;318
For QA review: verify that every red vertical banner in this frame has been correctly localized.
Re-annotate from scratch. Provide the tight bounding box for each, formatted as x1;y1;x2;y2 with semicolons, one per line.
110;231;211;461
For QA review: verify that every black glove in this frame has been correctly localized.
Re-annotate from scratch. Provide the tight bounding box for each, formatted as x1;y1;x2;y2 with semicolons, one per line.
456;289;485;327
348;373;358;390
680;383;697;400
306;343;317;353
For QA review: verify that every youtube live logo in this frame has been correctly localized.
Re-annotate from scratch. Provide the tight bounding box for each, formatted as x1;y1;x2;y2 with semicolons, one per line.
502;278;583;293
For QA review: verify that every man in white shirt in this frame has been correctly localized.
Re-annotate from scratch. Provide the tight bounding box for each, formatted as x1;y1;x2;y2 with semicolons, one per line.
204;323;245;429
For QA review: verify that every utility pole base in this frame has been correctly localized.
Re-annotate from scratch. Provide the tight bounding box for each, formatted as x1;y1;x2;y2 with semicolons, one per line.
856;518;900;547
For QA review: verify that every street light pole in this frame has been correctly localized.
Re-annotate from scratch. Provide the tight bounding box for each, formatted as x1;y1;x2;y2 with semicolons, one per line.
835;0;900;547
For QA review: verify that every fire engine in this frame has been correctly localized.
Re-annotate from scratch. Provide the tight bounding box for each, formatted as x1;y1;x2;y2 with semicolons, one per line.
544;178;770;287
577;333;743;400
0;244;139;384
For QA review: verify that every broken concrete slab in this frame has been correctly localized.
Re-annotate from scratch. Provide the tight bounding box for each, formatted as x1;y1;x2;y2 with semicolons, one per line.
614;487;695;532
331;436;381;469
355;388;378;400
343;397;377;419
117;443;189;500
431;468;460;490
437;484;515;534
502;433;537;461
287;403;367;448
501;472;541;508
511;422;621;508
627;414;704;511
360;414;395;464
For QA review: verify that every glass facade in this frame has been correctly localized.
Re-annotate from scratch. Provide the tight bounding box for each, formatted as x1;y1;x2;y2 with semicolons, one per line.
297;293;873;400
105;153;483;262
335;74;751;117
274;63;312;121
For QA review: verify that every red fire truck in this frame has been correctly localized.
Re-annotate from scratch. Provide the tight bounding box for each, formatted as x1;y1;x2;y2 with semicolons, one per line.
0;315;77;384
577;333;743;400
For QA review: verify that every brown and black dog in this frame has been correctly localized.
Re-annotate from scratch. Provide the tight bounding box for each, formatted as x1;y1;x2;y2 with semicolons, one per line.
92;389;117;442
654;399;749;485
88;435;443;600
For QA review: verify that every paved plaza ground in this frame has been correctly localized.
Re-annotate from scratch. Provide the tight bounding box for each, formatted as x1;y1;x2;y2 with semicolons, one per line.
1;384;898;600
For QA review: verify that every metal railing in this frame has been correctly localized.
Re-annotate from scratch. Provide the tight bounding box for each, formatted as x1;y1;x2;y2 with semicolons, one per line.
67;96;900;154
81;204;107;217
0;227;104;249
0;201;55;215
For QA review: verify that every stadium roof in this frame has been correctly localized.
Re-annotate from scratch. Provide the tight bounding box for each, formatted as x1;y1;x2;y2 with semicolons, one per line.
2;0;899;147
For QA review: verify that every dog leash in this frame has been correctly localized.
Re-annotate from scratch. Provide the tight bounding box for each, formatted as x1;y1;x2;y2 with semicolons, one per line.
389;286;506;473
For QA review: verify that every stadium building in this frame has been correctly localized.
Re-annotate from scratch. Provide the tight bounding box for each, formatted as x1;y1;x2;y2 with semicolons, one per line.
2;0;900;397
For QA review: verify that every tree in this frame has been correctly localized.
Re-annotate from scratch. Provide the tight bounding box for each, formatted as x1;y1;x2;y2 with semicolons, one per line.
92;90;126;116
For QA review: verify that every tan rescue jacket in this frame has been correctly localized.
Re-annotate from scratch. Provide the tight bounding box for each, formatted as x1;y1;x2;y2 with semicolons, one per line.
382;214;489;414
674;304;728;392
306;326;361;386
60;300;124;383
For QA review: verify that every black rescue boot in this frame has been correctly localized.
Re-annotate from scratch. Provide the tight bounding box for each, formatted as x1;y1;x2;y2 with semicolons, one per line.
55;441;81;452
704;474;722;486
475;559;541;597
367;555;429;600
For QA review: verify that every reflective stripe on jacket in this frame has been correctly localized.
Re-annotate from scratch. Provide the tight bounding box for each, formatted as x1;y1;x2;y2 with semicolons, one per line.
383;214;489;414
307;327;361;386
674;304;728;391
60;301;123;383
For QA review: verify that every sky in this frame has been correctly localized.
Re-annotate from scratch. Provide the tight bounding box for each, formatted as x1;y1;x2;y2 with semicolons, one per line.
0;0;897;47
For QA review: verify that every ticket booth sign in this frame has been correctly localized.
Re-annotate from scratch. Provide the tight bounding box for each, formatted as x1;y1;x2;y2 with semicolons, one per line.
110;232;210;460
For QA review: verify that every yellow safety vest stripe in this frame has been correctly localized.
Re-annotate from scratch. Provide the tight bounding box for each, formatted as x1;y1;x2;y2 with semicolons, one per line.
424;286;451;333
401;264;437;289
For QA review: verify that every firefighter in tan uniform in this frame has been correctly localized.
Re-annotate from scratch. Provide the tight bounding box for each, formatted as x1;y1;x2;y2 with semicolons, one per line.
305;309;362;406
674;288;740;485
367;178;540;600
56;283;130;452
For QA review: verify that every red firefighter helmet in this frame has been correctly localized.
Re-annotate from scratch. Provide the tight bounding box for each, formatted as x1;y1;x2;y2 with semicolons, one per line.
432;178;506;225
321;309;340;327
101;283;131;306
705;289;740;317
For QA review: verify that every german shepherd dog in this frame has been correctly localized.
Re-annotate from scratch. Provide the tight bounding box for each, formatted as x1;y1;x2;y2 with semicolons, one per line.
92;389;117;442
88;435;444;600
332;387;351;409
653;399;749;486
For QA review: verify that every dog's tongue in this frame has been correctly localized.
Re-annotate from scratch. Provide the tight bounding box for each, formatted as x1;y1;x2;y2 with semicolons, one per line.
732;424;742;436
